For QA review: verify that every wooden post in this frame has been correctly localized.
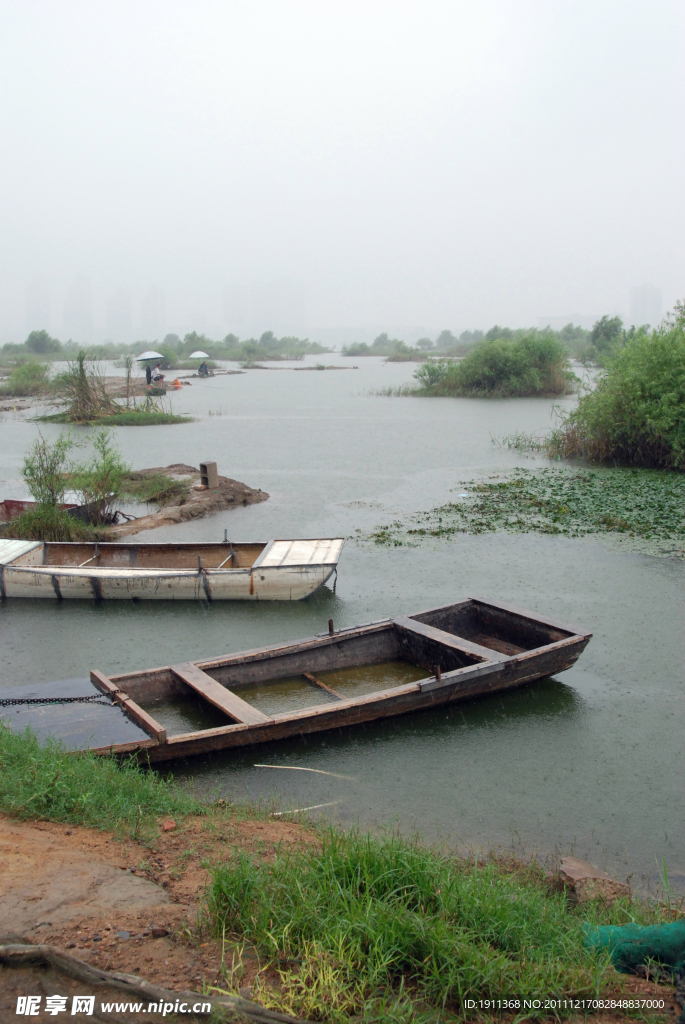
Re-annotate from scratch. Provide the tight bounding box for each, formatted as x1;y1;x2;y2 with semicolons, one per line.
434;664;442;682
328;619;334;635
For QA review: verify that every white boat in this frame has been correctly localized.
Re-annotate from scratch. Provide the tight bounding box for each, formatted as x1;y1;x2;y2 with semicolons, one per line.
0;537;344;601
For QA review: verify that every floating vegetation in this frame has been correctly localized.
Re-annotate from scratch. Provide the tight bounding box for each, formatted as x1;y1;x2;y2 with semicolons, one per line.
364;467;685;554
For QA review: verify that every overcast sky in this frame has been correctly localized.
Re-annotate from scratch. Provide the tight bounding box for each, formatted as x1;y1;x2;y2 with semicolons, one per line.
0;0;683;341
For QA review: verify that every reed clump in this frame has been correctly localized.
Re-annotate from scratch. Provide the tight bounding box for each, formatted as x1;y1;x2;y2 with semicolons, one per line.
51;351;119;421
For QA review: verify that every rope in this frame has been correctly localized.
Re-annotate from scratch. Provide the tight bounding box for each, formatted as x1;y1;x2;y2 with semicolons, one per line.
0;695;116;708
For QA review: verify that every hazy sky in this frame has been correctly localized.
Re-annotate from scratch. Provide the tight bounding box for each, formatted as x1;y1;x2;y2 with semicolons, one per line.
1;0;683;340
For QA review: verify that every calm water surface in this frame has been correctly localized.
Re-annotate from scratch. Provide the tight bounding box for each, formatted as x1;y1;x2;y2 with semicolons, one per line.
1;357;683;890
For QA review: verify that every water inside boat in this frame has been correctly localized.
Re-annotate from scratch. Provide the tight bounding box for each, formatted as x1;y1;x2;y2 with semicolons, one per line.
137;692;233;735
230;661;429;717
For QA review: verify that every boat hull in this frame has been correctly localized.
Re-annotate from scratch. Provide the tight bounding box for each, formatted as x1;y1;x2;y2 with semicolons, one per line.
0;538;343;601
81;598;592;761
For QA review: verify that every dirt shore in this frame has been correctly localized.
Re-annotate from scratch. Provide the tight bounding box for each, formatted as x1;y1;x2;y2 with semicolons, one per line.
110;464;268;537
0;811;313;1020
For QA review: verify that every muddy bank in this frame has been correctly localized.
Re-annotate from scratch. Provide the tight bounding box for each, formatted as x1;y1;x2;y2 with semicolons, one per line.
110;464;268;538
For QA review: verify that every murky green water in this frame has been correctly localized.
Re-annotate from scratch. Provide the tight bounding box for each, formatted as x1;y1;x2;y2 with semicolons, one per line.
1;356;683;892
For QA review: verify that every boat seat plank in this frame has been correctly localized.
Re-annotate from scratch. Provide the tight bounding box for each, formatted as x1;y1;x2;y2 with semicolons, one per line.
90;668;167;742
259;538;344;567
0;539;42;565
393;616;510;663
171;662;270;725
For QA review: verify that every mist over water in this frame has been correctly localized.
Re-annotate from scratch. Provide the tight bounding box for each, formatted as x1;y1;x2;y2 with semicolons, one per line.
1;357;683;891
0;1;683;340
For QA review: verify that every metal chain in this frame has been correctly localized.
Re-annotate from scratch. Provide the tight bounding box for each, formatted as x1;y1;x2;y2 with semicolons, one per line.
0;695;116;708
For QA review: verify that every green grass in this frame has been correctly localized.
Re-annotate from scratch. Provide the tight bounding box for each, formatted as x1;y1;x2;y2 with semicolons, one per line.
2;504;112;542
37;410;192;425
208;829;664;1021
0;728;199;840
365;467;685;553
119;470;191;506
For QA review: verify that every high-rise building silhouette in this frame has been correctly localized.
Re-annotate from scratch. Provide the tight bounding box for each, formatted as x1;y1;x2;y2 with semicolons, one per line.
105;288;132;341
630;284;661;327
140;287;165;339
25;277;50;334
63;276;93;341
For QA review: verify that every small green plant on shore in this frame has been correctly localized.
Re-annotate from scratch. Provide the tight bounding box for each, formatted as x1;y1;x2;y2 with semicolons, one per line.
70;427;129;522
21;432;75;505
0;361;51;396
365;467;685;552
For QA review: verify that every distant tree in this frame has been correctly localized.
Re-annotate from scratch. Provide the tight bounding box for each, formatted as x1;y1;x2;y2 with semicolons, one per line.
372;333;390;349
485;325;513;341
163;333;181;348
223;333;240;346
459;329;484;344
435;330;456;348
416;337;434;350
590;316;624;359
26;329;60;353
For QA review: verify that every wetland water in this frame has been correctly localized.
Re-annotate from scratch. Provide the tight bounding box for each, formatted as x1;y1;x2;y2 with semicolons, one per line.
1;356;683;890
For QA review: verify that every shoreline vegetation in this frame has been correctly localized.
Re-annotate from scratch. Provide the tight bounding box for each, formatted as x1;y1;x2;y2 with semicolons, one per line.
0;328;330;372
364;467;685;554
0;727;679;1022
3;432;189;541
378;333;579;398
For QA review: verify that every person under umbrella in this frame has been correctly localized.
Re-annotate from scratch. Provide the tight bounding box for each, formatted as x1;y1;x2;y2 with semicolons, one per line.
152;363;165;383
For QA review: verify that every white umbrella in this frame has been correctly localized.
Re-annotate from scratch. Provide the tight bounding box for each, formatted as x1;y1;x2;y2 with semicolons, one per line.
136;350;164;361
189;350;209;358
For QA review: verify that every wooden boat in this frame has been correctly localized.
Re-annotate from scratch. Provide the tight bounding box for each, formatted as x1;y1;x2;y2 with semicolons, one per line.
0;537;344;601
1;598;591;761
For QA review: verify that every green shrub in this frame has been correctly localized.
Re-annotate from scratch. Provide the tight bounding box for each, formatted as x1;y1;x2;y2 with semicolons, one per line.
549;304;685;469
411;333;578;397
3;504;109;542
0;361;50;396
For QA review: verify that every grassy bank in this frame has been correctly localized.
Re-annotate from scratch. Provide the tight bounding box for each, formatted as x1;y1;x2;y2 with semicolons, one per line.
365;467;685;552
0;728;677;1020
38;409;191;425
0;728;199;840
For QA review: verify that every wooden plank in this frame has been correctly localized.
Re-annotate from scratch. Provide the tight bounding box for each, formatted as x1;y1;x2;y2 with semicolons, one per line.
303;672;342;700
90;669;167;743
171;662;270;725
393;616;509;663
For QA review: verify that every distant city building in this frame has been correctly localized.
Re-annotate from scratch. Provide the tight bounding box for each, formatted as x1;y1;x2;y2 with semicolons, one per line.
105;288;132;341
63;276;93;341
25;277;50;333
140;287;166;339
223;279;305;335
630;284;661;327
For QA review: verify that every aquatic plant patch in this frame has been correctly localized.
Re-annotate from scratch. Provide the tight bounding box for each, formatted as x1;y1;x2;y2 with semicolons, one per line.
365;467;685;551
